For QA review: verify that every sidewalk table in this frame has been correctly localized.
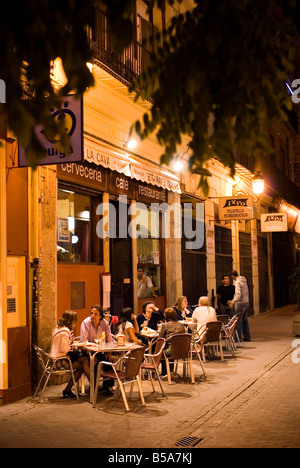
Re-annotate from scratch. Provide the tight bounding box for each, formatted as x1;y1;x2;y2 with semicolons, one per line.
74;341;142;403
138;329;159;352
178;320;197;331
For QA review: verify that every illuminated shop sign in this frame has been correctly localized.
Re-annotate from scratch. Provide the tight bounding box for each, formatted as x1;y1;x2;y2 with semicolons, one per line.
18;95;83;167
219;196;253;221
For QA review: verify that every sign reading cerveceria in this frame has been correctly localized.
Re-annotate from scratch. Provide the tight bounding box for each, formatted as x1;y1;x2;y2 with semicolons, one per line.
261;213;288;232
219;196;253;221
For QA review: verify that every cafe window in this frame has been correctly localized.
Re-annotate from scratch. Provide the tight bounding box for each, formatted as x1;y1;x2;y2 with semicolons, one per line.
57;187;102;264
136;204;164;298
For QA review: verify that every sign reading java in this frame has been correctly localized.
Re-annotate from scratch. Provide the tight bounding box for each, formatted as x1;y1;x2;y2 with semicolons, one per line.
18;95;83;167
261;213;288;232
219;196;253;220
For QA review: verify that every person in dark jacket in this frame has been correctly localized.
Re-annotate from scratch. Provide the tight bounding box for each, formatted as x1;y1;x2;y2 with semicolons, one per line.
172;296;193;320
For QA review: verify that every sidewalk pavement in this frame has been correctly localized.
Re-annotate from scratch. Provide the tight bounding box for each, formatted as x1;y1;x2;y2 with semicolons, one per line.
0;304;299;449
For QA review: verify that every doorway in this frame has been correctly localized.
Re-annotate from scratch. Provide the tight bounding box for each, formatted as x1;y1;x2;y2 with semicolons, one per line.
109;199;133;316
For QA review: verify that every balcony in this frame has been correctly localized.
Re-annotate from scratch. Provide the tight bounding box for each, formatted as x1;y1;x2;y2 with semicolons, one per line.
87;7;151;86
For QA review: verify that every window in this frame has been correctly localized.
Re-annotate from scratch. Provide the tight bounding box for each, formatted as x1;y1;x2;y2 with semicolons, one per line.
57;187;102;263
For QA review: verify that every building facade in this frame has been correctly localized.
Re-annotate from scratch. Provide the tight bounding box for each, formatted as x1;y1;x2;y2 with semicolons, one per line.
1;0;300;404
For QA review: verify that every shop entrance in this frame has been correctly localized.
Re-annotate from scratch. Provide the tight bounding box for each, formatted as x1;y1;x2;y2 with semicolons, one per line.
272;231;294;307
239;232;253;316
258;234;269;313
109;199;133;316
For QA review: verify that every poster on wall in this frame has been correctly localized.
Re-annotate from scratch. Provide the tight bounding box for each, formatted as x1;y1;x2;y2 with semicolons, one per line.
101;273;111;310
18;95;83;167
57;218;70;242
219;196;253;221
206;225;215;254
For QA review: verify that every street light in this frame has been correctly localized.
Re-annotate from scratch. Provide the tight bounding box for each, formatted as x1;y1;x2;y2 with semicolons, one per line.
125;138;138;151
173;158;183;172
252;171;264;196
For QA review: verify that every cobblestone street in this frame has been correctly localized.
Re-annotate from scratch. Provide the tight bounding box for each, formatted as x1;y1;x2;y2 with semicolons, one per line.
0;305;299;449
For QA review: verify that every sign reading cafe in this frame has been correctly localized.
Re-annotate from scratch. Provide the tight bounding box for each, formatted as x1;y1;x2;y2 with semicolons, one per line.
219;196;253;221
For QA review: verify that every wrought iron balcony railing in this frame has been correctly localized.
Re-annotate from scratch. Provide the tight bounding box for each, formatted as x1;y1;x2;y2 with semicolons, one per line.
87;7;151;86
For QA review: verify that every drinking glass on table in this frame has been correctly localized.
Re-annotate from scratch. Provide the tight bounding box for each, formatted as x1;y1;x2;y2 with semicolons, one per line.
94;335;101;347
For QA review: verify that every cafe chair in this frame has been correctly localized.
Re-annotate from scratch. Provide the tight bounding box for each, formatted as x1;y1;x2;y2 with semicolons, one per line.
164;333;195;385
216;314;230;325
221;315;239;358
202;321;224;362
72;336;87;395
230;313;242;347
141;338;166;397
93;347;146;412
191;329;207;378
33;344;79;402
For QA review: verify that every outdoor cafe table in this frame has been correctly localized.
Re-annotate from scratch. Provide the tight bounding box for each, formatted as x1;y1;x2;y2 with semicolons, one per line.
74;341;142;403
178;319;197;331
138;328;159;351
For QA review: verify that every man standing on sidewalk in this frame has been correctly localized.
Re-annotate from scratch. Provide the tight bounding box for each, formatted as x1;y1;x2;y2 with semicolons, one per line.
228;270;251;341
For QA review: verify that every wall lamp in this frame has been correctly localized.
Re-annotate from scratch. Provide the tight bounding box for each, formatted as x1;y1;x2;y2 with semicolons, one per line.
232;171;264;202
124;138;138;151
252;171;265;196
173;155;184;173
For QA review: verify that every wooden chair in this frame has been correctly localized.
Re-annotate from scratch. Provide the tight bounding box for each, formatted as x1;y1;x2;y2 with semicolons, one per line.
93;347;145;412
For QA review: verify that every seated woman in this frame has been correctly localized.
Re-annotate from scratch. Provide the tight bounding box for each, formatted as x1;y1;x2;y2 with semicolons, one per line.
192;296;217;332
172;296;193;321
137;301;165;331
158;308;186;377
50;310;90;399
113;308;143;346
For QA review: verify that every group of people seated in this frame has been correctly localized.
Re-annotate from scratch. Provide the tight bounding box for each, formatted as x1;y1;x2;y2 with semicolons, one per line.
50;295;219;399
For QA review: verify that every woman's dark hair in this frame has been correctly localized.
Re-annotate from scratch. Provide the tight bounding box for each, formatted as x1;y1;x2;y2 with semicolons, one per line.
142;301;154;314
113;307;133;334
57;310;77;330
91;304;104;320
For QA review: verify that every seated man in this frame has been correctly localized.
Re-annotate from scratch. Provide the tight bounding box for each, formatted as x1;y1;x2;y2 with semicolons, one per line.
214;274;235;317
80;305;114;343
80;305;114;395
